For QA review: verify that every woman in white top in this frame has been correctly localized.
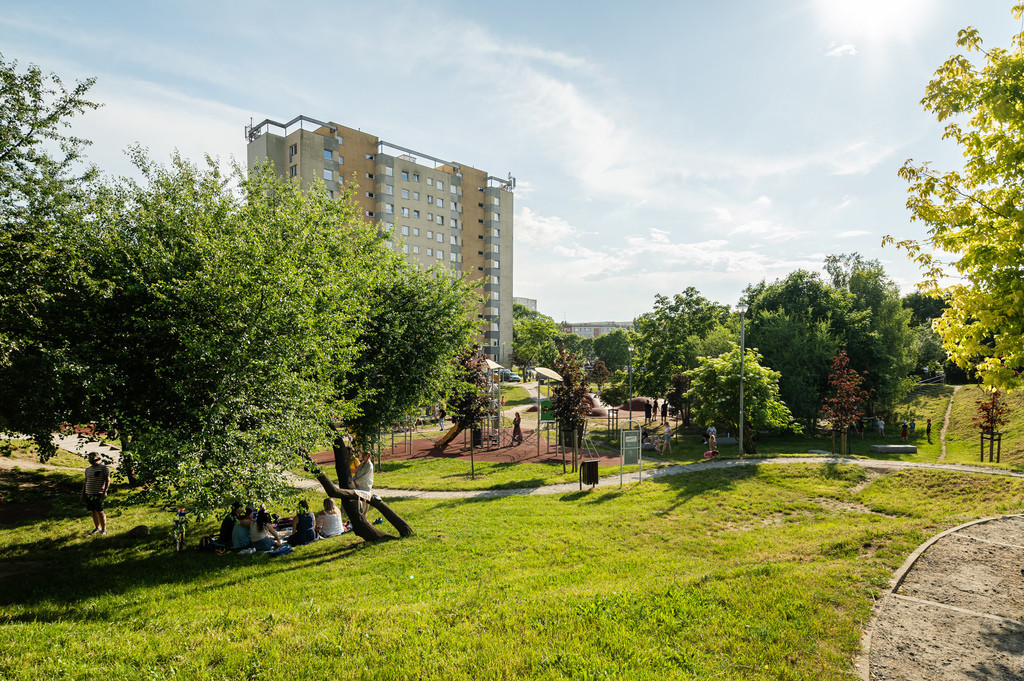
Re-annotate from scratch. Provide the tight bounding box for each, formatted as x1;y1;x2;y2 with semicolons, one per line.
316;498;344;537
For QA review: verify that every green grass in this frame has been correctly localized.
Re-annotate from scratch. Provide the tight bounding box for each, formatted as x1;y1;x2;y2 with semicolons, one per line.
1;439;89;469
941;385;1024;469
3;463;1024;680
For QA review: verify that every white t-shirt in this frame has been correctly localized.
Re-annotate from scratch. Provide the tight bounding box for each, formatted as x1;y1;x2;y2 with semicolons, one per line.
708;426;717;437
317;512;344;537
353;459;374;492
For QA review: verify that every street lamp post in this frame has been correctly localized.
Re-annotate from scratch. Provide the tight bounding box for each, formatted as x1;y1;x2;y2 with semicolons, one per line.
628;345;634;423
737;302;748;456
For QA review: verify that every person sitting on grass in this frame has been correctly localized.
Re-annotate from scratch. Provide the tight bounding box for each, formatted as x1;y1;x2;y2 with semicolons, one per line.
315;498;345;538
247;506;283;552
288;500;318;546
232;505;255;549
642;435;657;451
217;501;243;546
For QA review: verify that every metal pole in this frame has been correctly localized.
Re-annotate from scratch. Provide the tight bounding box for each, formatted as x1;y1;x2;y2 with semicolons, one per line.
738;306;747;457
628;345;634;425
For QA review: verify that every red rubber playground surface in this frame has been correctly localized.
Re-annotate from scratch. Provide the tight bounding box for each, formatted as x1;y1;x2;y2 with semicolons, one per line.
310;427;624;467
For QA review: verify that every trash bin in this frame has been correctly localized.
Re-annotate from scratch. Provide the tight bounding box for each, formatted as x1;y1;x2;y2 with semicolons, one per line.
580;459;599;487
472;428;483;447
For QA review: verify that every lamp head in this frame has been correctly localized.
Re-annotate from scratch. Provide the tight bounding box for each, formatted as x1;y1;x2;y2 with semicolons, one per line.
736;302;749;315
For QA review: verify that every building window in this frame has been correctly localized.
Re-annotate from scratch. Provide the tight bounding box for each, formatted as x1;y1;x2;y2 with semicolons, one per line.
427;196;434;205
478;251;484;256
338;156;344;165
437;250;444;259
401;189;409;199
401;225;409;236
494;213;500;222
402;244;409;254
493;260;499;268
385;185;393;195
413;210;420;218
413;173;419;182
450;252;457;261
427;231;433;239
326;190;334;199
413;192;420;200
323;169;333;181
437;180;444;191
450;235;457;245
452;219;458;228
366;191;374;198
436;198;444;209
385;204;394;214
365;210;374;217
385;240;393;249
450;184;457;195
493;245;499;253
366;173;374;179
401;207;409;217
336;135;344;145
436;233;443;243
385;166;393;177
413;228;420;236
437;216;444;225
289;144;297;159
427;213;433;221
427;178;433;186
323;149;332;161
365;153;374;160
289;165;297;178
427;248;433;256
413;246;420;254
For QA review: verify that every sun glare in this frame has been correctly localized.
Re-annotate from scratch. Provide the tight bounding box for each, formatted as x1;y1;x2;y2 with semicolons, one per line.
812;0;932;44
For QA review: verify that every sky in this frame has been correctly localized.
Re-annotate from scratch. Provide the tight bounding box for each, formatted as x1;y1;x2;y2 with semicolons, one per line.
3;1;1022;322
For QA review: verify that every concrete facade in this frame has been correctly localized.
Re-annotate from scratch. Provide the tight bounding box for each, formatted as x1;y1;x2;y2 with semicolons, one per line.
561;321;633;339
246;115;514;364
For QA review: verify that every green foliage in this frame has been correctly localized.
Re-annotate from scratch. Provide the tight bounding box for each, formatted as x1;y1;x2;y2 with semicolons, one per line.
447;347;490;431
511;316;559;370
593;327;632;371
599;370;631;409
0;53;100;454
685;344;798;453
588;358;610;391
632;288;729;398
551;348;589;432
892;5;1024;389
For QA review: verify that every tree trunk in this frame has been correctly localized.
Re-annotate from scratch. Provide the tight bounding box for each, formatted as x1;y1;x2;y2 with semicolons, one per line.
314;436;413;542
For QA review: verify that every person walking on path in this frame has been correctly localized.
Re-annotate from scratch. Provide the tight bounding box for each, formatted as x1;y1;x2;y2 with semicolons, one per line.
511;411;523;445
661;424;673;456
644;400;652;425
926;418;932;444
877;418;885;438
439;407;446;431
661;400;668;424
652;399;659;422
82;453;110;535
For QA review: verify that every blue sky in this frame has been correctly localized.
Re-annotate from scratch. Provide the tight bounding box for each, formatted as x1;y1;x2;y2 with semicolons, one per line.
3;1;1021;321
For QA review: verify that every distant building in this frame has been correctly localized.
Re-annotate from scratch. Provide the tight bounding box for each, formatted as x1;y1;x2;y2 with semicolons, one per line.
513;297;537;311
561;321;633;338
245;115;514;364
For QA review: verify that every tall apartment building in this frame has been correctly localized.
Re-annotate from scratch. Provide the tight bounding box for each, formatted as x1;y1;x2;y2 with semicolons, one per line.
245;115;514;364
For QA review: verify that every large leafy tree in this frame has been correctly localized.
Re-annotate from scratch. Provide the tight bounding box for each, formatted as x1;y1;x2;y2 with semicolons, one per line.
0;54;100;452
593;328;632;372
631;288;729;398
512;316;559;371
891;6;1024;389
743;270;846;429
685;345;797;455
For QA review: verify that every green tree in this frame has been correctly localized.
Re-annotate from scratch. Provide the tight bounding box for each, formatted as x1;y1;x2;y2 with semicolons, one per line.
0;55;100;453
902;291;947;328
632;288;728;398
891;5;1024;389
593;328;632;372
743;270;846;429
589;358;610;393
512;316;559;371
552;347;590;470
685;345;797;454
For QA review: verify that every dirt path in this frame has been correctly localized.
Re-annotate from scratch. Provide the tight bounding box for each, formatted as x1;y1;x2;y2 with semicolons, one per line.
938;385;963;462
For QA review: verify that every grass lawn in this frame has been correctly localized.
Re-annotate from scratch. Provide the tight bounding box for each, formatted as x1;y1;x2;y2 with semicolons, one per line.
1;439;89;469
942;385;1024;469
3;462;1024;680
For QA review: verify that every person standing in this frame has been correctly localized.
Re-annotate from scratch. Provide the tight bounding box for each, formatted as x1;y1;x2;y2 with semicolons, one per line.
82;453;110;535
511;411;523;445
900;421;909;442
877;418;885;438
661;400;668;424
909;419;916;437
661;424;673;456
439;407;446;431
652;399;659;422
644;400;652;425
926;418;932;444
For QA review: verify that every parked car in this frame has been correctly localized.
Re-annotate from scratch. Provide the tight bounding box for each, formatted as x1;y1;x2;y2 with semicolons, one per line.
497;369;522;382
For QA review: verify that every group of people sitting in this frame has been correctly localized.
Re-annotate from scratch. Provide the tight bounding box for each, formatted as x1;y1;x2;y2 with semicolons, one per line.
216;498;352;553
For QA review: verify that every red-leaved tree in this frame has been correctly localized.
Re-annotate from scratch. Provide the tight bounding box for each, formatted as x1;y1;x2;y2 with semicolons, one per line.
820;348;869;455
973;389;1009;435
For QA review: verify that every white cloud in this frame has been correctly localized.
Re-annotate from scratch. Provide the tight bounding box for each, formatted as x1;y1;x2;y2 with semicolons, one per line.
826;42;859;57
514;207;580;248
837;230;871;238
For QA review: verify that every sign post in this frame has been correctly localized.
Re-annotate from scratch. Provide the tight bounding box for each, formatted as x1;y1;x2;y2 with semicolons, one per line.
620;420;641;487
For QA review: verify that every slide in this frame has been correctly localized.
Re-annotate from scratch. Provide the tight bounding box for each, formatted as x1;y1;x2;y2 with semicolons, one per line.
433;424;462;449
